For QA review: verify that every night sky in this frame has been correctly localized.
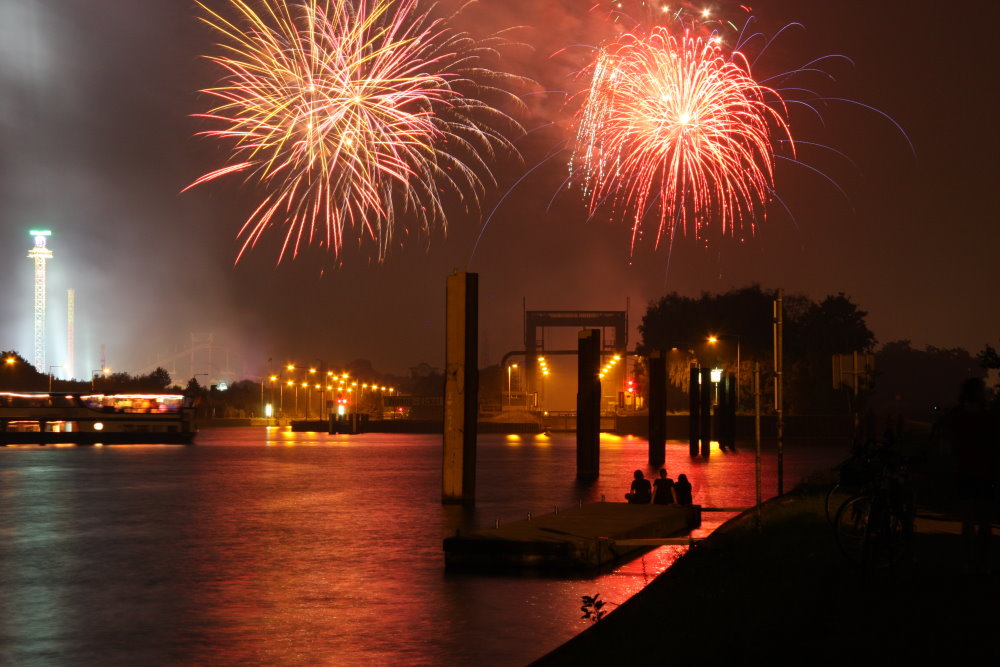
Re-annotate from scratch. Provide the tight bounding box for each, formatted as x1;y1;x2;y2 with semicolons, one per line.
1;0;996;379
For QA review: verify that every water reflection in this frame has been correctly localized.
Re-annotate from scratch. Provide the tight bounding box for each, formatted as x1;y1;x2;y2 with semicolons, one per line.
0;429;847;665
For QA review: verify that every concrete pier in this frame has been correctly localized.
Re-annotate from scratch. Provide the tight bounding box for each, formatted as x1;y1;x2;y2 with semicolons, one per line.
444;502;701;571
443;271;478;505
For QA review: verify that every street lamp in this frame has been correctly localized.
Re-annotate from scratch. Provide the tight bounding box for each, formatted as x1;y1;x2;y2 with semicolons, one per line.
537;356;550;410
269;374;279;417
708;334;741;410
507;363;518;409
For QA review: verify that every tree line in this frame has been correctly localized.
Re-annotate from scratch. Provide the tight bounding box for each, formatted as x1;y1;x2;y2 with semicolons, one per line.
638;285;995;417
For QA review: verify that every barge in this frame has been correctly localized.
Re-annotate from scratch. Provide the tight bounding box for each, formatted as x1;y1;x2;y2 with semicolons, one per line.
0;392;196;445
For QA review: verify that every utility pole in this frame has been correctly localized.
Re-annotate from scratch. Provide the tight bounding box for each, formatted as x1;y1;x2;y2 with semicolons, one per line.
773;288;784;496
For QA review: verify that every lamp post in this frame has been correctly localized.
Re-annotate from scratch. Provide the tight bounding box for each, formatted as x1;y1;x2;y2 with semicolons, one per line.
48;365;63;392
708;334;741;410
537;356;550;411
308;367;318;418
269;374;279;416
506;363;518;409
285;364;297;417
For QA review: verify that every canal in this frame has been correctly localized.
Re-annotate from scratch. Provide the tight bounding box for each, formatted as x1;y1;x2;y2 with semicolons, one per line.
0;429;847;665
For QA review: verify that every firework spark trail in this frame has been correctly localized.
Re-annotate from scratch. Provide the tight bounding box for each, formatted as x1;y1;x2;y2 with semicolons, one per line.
187;0;527;263
571;25;793;253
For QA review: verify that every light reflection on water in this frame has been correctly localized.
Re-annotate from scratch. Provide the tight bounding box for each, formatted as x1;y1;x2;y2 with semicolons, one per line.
0;429;847;665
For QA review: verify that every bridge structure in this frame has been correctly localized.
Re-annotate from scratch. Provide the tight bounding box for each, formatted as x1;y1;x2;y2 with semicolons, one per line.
144;333;248;387
521;309;628;407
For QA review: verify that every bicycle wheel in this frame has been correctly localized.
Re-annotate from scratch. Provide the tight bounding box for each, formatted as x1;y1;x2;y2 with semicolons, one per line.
834;494;871;566
865;499;904;569
835;494;904;569
825;484;850;526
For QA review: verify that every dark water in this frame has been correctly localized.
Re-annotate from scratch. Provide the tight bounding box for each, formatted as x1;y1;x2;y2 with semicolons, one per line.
0;429;847;665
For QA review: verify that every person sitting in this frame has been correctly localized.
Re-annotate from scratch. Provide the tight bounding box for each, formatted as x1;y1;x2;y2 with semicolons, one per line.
652;468;677;505
625;469;652;504
674;474;693;506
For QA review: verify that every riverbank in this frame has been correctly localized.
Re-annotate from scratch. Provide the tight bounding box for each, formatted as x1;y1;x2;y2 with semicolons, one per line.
532;477;999;663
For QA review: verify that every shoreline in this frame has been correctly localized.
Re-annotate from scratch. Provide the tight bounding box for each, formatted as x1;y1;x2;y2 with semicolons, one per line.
532;477;999;663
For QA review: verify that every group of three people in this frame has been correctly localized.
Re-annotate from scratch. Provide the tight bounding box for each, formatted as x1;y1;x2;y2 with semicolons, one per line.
625;469;692;505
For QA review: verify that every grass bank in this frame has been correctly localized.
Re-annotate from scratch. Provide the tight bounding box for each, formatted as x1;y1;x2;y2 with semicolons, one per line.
532;480;998;664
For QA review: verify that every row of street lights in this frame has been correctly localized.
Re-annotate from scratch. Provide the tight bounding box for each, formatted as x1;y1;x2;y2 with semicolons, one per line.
501;333;741;413
265;363;395;420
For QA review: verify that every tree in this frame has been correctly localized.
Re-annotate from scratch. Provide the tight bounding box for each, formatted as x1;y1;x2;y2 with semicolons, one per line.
0;351;47;391
638;284;774;358
976;343;1000;410
871;341;985;419
786;294;876;413
639;287;876;414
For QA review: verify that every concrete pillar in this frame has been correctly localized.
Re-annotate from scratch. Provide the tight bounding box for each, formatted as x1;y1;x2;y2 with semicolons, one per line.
576;329;601;480
443;271;478;505
717;372;728;451
700;367;712;458
726;372;737;450
647;350;666;466
688;364;700;457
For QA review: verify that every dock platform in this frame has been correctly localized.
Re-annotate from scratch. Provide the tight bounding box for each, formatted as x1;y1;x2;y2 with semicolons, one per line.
444;502;701;571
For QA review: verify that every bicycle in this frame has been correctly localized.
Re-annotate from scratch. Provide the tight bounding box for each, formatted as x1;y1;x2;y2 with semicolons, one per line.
833;440;914;569
824;438;883;526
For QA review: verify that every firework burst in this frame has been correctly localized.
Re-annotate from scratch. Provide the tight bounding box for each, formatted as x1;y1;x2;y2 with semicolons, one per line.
572;24;793;252
188;0;526;263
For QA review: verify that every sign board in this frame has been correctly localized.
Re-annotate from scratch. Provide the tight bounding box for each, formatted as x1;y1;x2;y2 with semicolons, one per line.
832;353;875;391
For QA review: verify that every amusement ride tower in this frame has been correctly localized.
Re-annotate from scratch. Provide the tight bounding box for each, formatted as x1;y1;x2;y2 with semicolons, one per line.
27;230;53;371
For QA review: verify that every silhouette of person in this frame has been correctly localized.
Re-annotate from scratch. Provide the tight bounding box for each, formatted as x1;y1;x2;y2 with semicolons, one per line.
674;474;693;506
652;468;677;505
625;469;652;504
950;377;998;573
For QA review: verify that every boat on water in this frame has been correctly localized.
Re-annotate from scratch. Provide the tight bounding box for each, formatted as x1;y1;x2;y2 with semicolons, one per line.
0;392;196;445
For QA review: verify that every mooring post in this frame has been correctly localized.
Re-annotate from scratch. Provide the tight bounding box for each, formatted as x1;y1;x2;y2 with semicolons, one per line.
717;371;728;450
442;271;478;505
647;350;666;466
576;328;601;480
688;364;700;457
700;367;712;458
726;371;737;450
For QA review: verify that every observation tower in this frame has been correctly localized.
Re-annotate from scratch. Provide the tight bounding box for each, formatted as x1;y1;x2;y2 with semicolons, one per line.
27;230;53;371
